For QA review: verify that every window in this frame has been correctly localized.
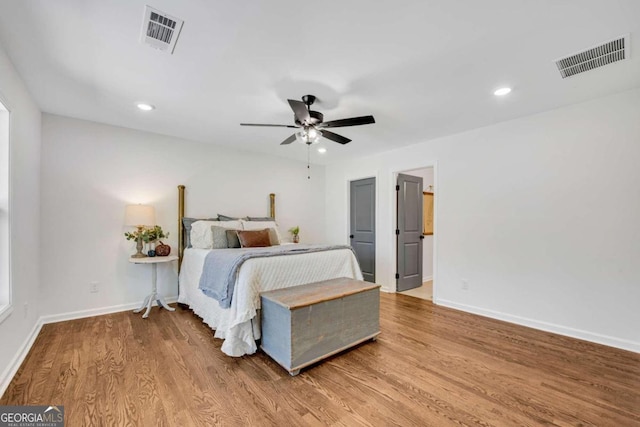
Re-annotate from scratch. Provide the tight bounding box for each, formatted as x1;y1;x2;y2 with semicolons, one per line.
0;99;10;322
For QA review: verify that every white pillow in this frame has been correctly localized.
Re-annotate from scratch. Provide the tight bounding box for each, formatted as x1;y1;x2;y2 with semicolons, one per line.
241;220;281;245
191;220;243;249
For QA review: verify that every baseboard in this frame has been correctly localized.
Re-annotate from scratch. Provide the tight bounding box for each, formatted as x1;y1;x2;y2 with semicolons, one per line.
435;298;640;354
0;319;43;398
1;296;179;397
40;296;179;325
422;275;433;282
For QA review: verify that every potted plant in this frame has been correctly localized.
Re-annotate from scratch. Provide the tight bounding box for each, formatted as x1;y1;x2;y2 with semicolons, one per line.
289;226;300;243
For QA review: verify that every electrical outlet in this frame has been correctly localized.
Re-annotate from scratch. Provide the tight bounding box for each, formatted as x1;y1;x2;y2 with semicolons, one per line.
461;279;469;291
23;302;28;318
90;281;99;293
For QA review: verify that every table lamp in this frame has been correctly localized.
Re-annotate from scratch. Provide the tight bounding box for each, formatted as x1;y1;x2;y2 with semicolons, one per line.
124;204;156;258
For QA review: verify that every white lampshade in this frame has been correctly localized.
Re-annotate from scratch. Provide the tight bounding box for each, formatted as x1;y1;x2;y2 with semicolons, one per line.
124;204;155;227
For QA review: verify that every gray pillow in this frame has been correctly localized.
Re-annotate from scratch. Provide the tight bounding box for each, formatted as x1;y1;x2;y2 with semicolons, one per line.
211;225;230;249
225;230;241;248
182;217;217;248
218;214;243;221
246;216;274;221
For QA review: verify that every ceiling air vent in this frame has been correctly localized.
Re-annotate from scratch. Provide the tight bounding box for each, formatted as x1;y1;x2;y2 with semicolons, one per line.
140;6;184;54
554;35;629;79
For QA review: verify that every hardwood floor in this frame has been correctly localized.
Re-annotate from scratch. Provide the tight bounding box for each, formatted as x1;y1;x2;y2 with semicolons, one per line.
2;293;639;426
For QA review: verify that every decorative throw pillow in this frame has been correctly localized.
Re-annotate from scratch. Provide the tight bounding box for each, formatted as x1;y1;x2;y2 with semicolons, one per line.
211;225;231;249
182;217;217;248
237;229;271;248
225;230;241;248
189;220;218;249
241;220;281;245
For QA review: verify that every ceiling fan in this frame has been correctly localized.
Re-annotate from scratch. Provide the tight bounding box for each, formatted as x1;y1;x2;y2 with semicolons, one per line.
240;94;375;146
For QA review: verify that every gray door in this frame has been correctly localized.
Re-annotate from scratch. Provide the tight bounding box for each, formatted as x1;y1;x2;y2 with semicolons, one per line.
397;173;423;291
350;178;376;283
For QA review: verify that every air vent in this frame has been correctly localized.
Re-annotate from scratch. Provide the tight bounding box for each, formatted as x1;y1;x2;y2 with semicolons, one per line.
554;35;629;79
140;6;184;54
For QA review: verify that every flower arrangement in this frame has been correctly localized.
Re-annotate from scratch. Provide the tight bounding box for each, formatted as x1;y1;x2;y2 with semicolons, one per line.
124;225;169;243
142;225;169;243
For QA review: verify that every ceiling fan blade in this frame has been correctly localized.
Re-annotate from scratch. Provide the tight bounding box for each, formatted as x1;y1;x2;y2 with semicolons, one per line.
320;115;375;128
280;134;297;145
288;99;311;124
321;130;351;145
240;123;298;128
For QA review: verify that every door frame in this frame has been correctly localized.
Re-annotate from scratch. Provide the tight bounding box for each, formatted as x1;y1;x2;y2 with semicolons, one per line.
346;173;379;283
390;162;439;299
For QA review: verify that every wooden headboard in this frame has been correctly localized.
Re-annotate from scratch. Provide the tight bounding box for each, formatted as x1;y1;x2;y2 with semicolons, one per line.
177;185;276;272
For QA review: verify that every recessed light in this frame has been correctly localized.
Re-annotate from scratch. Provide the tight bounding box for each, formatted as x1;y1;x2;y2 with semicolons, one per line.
317;147;327;153
493;87;512;96
136;103;155;111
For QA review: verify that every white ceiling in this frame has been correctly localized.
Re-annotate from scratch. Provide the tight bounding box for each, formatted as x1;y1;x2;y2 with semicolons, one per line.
0;0;639;165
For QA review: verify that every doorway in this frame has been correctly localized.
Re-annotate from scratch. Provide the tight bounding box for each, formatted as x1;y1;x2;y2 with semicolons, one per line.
349;177;376;283
396;167;435;300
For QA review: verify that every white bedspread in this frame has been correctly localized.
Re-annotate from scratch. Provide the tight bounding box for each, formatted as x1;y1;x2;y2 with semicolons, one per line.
178;247;363;356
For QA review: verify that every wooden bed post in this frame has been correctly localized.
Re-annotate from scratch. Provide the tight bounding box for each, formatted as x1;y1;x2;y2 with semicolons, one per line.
178;185;185;273
270;193;275;219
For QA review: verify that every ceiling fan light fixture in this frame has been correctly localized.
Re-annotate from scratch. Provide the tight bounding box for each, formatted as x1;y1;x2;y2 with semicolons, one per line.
296;127;322;145
307;127;320;140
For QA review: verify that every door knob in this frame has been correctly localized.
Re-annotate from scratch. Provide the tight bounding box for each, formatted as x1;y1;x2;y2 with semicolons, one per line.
419;235;425;240
349;234;354;239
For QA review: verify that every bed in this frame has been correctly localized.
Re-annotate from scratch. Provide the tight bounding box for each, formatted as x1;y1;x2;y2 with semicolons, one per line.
175;185;364;357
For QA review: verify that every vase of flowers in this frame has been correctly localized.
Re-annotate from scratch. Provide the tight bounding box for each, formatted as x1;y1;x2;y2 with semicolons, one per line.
289;226;300;243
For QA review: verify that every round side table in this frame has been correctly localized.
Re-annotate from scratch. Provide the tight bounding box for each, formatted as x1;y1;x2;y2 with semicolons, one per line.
129;254;178;319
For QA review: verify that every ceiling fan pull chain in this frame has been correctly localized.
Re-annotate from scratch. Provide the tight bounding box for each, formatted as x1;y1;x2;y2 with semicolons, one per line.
307;144;311;179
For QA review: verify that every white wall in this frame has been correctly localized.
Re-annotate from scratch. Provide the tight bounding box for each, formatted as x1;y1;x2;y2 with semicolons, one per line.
402;167;434;281
325;88;640;352
0;46;42;389
39;114;326;317
0;107;9;306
